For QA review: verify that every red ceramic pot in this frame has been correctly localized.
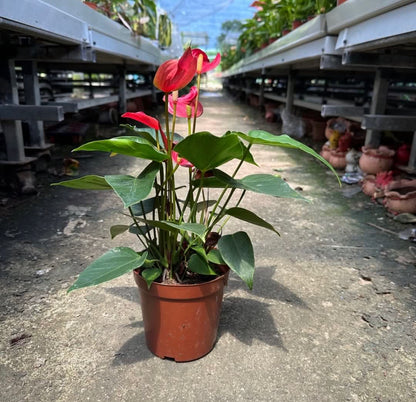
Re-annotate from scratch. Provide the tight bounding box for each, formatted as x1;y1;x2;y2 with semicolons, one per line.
134;269;229;362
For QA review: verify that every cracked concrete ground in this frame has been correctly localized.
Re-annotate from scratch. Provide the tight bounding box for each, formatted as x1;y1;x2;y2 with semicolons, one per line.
0;91;415;401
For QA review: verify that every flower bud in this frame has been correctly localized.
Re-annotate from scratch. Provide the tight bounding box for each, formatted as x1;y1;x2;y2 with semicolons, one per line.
172;90;178;103
186;105;192;119
196;54;204;74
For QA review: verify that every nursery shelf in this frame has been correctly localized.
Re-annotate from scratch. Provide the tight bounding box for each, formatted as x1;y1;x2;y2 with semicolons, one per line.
222;0;416;170
0;0;164;177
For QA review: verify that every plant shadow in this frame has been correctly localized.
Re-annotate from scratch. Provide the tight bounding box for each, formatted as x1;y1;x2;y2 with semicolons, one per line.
227;266;310;310
218;296;287;351
112;330;155;366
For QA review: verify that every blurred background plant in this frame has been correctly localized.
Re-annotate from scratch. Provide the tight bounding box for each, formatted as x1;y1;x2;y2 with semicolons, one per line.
219;0;337;70
83;0;172;48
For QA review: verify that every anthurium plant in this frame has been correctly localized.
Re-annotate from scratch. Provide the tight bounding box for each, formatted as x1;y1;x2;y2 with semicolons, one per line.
53;47;337;292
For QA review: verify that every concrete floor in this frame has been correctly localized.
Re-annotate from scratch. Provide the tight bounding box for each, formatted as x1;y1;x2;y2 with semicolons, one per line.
0;91;415;401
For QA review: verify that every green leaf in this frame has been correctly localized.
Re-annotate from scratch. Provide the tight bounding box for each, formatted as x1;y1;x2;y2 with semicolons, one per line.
240;174;307;200
138;220;207;242
110;225;129;239
141;267;162;289
188;254;217;275
196;170;306;200
234;131;340;184
207;249;226;265
195;200;216;212
173;131;243;171
129;224;151;236
225;207;280;235
105;161;159;208
51;175;112;190
218;231;255;289
130;197;159;216
68;248;147;292
121;125;157;146
73;136;168;162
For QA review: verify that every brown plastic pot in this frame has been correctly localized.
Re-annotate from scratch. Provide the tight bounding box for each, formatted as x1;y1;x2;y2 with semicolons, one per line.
133;269;229;362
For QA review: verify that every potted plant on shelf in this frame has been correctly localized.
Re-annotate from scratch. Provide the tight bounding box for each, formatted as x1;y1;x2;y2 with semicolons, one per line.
53;47;338;362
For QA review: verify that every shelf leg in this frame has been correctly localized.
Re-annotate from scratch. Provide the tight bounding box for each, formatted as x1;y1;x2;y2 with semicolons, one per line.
21;60;46;148
365;69;389;147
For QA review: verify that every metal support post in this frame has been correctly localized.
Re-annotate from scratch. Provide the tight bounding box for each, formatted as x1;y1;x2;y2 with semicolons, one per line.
259;68;265;109
118;67;127;115
21;60;45;148
0;59;26;162
365;69;389;147
286;71;295;114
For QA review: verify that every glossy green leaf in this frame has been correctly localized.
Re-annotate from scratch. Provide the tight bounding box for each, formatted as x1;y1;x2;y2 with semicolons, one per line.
68;248;147;292
121;125;158;146
173;131;243;171
73;136;168;162
130;197;159;216
234;131;340;183
138;219;207;241
141;266;162;289
110;225;129;239
188;254;217;275
105;162;159;208
196;170;306;200
225;207;280;235
240;174;307;200
207;249;226;265
218;231;255;289
51;175;112;190
129;224;151;236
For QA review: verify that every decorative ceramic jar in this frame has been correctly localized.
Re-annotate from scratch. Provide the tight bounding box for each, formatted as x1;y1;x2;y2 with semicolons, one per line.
359;146;395;174
329;149;347;170
320;143;331;161
384;179;416;214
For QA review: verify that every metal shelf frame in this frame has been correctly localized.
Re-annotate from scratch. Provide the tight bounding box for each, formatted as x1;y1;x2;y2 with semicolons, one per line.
0;0;167;190
222;0;416;170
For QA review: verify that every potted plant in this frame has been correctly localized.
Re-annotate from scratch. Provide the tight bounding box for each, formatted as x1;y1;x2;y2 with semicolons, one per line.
53;47;338;361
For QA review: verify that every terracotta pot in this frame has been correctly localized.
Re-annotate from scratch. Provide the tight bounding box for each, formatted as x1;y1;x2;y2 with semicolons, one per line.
329;149;347;169
84;1;98;10
320;143;331;161
361;175;377;197
359;146;395;175
310;119;326;141
384;179;416;214
134;269;229;362
337;0;348;5
292;20;303;30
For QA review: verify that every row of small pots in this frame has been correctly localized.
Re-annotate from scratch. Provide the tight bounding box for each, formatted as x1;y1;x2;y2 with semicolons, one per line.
362;174;416;214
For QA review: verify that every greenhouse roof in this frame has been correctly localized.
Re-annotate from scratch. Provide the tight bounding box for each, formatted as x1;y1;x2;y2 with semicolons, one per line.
158;0;255;51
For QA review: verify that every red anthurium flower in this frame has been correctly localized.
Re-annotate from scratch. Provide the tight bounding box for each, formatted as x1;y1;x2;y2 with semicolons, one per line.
172;150;193;168
121;111;168;149
166;87;203;118
153;47;197;93
122;111;160;130
191;49;221;74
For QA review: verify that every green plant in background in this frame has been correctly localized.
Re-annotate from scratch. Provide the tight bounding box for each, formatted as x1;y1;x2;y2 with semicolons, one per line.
83;0;172;48
220;0;338;70
315;0;337;14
